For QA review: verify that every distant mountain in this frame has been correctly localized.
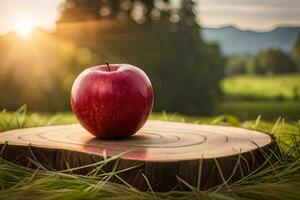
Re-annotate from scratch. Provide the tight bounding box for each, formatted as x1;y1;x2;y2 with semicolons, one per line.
202;26;300;56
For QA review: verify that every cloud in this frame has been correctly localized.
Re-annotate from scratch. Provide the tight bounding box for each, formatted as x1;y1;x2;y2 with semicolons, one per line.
197;0;300;30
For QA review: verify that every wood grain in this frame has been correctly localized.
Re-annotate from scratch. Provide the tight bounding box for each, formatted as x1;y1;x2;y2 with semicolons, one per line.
0;120;280;191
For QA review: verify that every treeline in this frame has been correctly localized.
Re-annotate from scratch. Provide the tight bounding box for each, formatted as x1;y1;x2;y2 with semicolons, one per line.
0;0;224;115
226;33;300;76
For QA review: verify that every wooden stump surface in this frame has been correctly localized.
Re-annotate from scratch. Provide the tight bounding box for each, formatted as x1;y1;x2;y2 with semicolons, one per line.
0;120;280;191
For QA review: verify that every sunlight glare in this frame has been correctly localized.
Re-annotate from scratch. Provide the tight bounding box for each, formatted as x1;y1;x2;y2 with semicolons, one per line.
15;18;36;37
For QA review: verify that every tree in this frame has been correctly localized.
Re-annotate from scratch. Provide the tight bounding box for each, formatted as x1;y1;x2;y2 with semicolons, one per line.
252;48;297;74
292;33;300;71
55;0;224;115
225;56;250;76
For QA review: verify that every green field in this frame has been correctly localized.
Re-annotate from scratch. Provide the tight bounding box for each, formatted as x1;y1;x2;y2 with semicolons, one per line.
218;74;300;121
0;108;300;199
222;74;300;100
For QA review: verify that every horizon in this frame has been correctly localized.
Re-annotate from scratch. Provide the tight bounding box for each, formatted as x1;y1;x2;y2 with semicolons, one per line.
204;25;300;32
2;24;300;37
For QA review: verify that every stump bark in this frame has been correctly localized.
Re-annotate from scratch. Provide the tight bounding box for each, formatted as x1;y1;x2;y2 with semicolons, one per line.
0;120;280;191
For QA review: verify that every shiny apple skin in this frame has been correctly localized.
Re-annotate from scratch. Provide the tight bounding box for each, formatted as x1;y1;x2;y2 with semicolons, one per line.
71;64;154;139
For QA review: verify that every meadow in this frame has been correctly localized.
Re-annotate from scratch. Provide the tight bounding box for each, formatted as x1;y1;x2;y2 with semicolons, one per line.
0;107;300;200
221;73;300;100
218;74;300;121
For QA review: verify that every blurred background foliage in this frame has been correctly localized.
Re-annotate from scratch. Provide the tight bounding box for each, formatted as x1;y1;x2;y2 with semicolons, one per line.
0;0;299;120
225;34;300;76
0;0;224;115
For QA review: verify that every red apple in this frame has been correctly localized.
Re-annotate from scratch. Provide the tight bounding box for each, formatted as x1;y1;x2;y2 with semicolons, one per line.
70;63;154;139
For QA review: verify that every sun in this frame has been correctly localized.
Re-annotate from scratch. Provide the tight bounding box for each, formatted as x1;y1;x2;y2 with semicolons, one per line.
15;18;36;37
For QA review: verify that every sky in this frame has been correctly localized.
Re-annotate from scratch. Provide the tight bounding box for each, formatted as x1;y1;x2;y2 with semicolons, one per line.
199;0;300;31
0;0;300;34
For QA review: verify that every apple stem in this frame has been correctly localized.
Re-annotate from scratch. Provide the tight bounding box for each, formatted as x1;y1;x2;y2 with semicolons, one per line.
106;62;111;71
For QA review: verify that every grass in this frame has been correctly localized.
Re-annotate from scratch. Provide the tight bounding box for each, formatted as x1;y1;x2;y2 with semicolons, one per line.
221;73;300;100
218;74;300;121
0;106;300;199
216;101;300;121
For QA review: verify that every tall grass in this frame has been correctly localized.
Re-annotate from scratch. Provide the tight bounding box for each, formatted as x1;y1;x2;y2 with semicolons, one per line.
0;107;300;200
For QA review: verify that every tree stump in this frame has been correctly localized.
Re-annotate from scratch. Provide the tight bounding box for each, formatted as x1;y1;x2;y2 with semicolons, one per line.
0;120;280;191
